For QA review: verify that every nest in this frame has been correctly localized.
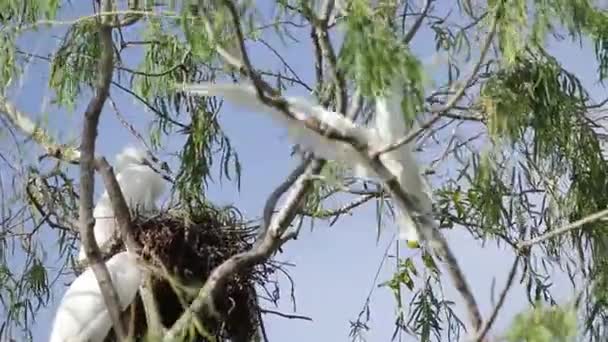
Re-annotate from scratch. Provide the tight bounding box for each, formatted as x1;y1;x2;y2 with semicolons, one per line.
102;204;278;342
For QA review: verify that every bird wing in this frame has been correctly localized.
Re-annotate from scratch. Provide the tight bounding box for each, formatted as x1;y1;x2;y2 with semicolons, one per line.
374;86;435;244
183;82;374;164
50;252;141;342
183;82;290;125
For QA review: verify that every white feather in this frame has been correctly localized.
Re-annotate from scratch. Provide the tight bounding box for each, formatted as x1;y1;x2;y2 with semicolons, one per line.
78;147;165;262
183;83;291;126
183;82;371;163
49;252;142;342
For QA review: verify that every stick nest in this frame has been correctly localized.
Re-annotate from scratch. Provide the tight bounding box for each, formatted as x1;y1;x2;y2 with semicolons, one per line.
104;204;278;342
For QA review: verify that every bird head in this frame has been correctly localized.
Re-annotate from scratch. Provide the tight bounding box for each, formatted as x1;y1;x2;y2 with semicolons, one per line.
115;146;148;173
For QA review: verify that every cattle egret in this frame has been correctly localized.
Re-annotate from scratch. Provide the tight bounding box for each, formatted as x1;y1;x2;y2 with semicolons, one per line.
49;251;142;342
78;147;165;262
183;82;435;247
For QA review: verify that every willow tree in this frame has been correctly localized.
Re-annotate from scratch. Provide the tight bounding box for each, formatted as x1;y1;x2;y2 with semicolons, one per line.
0;0;607;341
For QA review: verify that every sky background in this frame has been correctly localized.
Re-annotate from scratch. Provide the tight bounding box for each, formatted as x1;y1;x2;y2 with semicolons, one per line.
1;1;605;341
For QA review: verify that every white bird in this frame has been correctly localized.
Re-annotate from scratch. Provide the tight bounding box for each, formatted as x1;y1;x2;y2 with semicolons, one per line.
49;251;142;342
78;147;165;262
368;83;435;248
183;82;434;247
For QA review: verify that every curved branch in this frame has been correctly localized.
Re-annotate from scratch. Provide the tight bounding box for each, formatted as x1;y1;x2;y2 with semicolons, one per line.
77;4;127;339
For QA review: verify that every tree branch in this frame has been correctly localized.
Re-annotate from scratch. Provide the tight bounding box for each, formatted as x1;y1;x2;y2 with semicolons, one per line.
258;157;313;243
78;1;127;339
517;207;608;250
259;308;313;322
474;255;520;342
0;95;80;163
403;0;432;44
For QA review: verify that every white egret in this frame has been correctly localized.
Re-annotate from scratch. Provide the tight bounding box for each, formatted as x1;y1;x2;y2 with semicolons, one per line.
49;251;142;342
183;82;435;247
78;147;165;262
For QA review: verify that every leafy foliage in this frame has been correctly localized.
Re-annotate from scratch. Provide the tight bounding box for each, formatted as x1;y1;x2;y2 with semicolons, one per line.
338;0;425;121
505;303;577;342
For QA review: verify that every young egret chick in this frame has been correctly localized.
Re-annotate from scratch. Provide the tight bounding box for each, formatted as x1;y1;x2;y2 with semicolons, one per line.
78;147;165;262
182;82;373;164
371;85;435;249
49;252;142;342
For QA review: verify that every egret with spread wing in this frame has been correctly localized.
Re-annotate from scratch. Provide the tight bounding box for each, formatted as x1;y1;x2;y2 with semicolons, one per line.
183;82;435;247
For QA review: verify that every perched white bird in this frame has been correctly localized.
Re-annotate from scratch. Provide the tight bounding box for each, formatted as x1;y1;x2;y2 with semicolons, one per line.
368;84;435;248
78;147;165;262
49;251;142;342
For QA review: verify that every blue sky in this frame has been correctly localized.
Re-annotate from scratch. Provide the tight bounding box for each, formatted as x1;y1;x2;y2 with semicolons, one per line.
2;1;606;341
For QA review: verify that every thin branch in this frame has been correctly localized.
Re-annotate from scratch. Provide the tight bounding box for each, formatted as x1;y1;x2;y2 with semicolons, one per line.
110;81;189;129
257;39;312;92
0;96;80;162
313;8;347;113
517;207;608;250
258;157;312;243
374;10;498;157
112;0;143;28
259;308;313;322
403;0;432;44
474;256;520;342
116;48;190;77
78;1;127;339
300;193;377;219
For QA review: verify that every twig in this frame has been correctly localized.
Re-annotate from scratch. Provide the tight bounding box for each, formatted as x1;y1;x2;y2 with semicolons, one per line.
78;1;127;339
474;256;520;342
258;157;312;243
374;10;499;157
403;0;432;44
517;207;608;250
300;193;377;219
259;308;313;322
0;95;80;162
313;3;347;113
